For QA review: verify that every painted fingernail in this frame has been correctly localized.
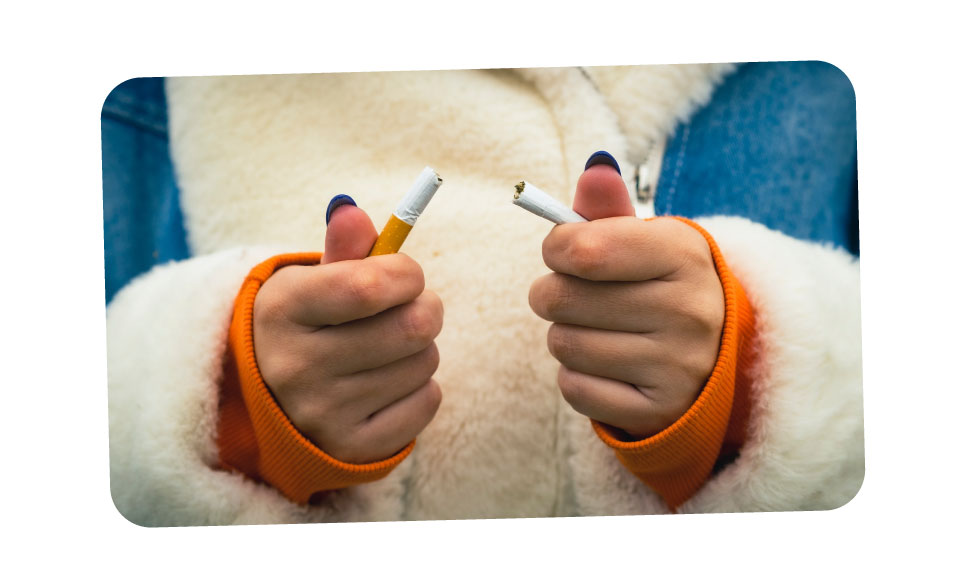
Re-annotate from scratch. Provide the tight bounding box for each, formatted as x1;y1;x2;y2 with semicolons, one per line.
584;150;621;176
325;194;357;225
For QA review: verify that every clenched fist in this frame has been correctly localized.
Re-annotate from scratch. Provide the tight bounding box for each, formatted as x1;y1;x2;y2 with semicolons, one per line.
253;198;443;463
529;157;725;438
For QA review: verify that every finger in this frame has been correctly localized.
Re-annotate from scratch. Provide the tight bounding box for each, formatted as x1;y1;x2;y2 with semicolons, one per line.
529;272;680;332
321;195;379;264
547;323;716;396
353;379;443;462
313;290;444;375
557;366;671;437
543;216;708;281
572;153;635;220
273;253;426;326
546;323;669;387
333;343;441;420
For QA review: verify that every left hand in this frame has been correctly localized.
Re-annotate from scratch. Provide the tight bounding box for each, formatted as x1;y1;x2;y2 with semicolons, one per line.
528;161;725;438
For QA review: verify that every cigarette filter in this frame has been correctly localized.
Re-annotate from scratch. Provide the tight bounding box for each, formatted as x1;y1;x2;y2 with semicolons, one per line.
512;181;587;224
368;167;443;256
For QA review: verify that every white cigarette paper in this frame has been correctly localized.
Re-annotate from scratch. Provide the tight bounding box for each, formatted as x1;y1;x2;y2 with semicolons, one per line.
512;181;588;224
395;166;443;225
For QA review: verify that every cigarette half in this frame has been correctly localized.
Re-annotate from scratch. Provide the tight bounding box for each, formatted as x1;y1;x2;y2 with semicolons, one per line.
512;181;587;224
369;166;443;256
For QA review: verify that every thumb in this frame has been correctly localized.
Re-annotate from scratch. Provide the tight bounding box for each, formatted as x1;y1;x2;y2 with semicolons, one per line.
572;151;635;220
321;195;379;264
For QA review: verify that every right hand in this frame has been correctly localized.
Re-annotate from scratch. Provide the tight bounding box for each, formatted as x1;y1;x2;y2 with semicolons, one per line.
252;199;444;463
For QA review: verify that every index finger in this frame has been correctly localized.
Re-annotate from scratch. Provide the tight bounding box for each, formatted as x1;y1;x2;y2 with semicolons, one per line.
542;216;705;281
269;253;425;327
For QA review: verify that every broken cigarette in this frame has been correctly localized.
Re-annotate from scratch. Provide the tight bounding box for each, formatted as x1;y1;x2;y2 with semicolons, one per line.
368;166;443;256
512;181;588;224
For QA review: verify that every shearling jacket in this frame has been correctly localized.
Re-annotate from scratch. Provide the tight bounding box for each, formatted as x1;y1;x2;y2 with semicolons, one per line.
107;64;863;526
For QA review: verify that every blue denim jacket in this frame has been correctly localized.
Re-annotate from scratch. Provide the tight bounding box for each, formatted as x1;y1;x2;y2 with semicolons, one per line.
101;62;857;303
101;77;188;302
656;61;858;255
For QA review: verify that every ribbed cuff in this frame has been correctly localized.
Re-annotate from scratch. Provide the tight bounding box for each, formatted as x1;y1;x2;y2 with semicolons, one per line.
592;217;757;511
218;252;415;505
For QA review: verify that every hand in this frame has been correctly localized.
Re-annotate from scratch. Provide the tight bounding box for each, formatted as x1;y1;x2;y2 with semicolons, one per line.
252;199;443;463
528;160;724;438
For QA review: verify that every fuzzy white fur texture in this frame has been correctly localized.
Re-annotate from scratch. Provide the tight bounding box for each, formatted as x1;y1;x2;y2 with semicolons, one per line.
107;65;863;526
583;64;737;163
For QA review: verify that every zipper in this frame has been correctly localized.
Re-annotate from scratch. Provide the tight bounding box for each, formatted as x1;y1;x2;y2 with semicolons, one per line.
633;136;665;218
577;66;664;219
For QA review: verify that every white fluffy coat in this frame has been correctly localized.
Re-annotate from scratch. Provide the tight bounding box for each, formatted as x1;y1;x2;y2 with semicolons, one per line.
107;65;863;526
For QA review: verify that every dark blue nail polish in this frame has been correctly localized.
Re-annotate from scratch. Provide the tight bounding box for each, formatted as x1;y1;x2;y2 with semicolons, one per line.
584;150;621;176
325;194;357;225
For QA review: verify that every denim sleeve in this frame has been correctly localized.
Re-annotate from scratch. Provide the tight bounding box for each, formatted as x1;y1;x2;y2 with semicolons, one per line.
101;77;189;304
656;61;859;256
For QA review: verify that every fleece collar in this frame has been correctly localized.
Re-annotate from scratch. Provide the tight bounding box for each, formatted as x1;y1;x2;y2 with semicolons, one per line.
513;64;734;214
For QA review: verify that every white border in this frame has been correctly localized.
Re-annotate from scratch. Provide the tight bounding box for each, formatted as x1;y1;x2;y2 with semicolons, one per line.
3;0;962;584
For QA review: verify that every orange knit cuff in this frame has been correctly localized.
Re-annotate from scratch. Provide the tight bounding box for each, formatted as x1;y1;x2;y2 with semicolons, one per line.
217;252;415;505
592;217;757;511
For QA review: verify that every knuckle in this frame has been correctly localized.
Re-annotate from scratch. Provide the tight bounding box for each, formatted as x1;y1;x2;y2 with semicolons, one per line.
546;324;578;362
346;266;385;309
260;266;314;321
670;248;703;279
399;345;441;386
684;287;725;336
557;369;589;414
253;284;291;328
528;275;551;316
422;343;442;375
423;289;445;322
400;302;441;345
691;250;715;275
541;229;566;264
703;291;726;333
285;393;339;441
663;346;716;397
675;346;709;380
387;253;426;293
259;350;309;395
420;381;443;418
542;276;573;317
566;231;606;277
285;397;320;434
657;222;709;276
682;233;714;271
398;253;426;284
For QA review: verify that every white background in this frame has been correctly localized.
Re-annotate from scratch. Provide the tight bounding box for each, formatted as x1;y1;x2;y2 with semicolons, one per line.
1;0;962;584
